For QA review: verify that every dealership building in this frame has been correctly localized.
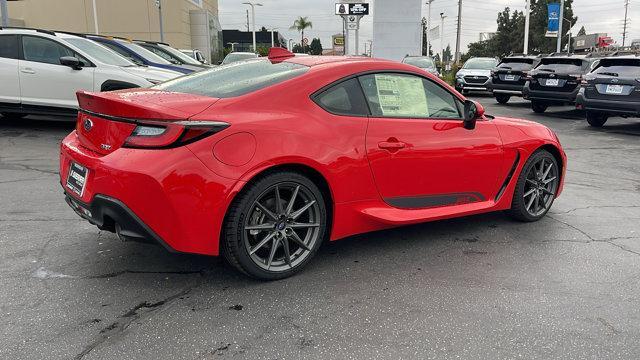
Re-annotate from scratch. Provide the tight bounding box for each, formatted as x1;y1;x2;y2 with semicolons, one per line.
3;0;224;63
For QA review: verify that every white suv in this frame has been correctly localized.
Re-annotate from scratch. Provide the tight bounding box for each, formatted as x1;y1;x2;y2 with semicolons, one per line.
0;28;182;118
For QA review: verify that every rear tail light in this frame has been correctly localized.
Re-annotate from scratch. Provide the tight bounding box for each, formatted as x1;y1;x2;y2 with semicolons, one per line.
123;120;229;149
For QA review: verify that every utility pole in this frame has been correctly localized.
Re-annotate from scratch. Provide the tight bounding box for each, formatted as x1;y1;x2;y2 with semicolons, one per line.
623;0;630;46
269;28;278;47
246;10;250;31
242;2;263;53
426;0;434;57
1;0;9;27
454;0;462;64
556;0;564;53
91;0;99;34
288;38;293;51
440;12;447;66
156;0;164;42
524;0;530;54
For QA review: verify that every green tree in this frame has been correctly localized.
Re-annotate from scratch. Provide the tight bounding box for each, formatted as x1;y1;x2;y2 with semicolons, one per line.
309;38;323;55
290;16;313;53
577;25;586;36
443;44;452;62
292;43;304;53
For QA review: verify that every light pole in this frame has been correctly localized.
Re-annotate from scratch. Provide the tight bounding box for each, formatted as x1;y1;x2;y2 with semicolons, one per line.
523;0;530;54
242;2;263;53
556;0;564;53
156;0;164;42
426;0;434;57
1;0;9;27
91;0;99;34
288;38;293;51
228;42;239;52
440;12;446;67
269;27;279;47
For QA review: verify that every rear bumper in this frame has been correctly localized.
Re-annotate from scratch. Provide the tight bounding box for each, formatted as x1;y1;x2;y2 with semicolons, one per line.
523;83;580;104
60;131;239;255
487;82;524;96
576;92;640;116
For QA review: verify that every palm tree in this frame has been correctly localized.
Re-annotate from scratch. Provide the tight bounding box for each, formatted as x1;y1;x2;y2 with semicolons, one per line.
290;16;313;53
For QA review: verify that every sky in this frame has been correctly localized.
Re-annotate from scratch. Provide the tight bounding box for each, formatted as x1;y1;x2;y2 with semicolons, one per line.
218;0;639;53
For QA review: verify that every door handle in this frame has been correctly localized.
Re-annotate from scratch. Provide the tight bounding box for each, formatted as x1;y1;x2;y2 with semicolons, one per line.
20;68;36;74
378;139;406;151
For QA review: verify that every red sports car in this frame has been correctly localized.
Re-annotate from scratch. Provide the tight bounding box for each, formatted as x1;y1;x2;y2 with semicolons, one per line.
60;48;566;280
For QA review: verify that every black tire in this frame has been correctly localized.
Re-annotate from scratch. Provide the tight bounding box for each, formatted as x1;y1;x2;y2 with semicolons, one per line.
508;149;560;222
495;94;510;104
586;111;608;127
531;101;548;113
1;112;27;119
222;171;327;280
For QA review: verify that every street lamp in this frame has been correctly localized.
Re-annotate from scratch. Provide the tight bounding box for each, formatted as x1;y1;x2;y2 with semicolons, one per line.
242;2;263;53
268;27;279;47
288;38;293;51
425;0;434;57
440;12;447;67
227;42;239;52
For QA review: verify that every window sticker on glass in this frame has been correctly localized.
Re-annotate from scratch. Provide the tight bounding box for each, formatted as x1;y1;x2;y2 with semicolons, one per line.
374;74;428;117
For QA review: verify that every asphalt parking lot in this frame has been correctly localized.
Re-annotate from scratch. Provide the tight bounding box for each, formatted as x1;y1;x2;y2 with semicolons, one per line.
1;96;639;360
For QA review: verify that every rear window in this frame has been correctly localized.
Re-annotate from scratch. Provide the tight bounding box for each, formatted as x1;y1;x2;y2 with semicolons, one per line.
536;58;584;73
0;34;19;59
593;59;640;78
497;58;535;71
154;59;309;98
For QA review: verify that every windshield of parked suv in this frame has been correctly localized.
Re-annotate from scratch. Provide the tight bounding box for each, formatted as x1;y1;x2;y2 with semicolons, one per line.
117;41;172;64
403;57;436;69
592;59;640;77
154;59;308;98
462;58;498;70
222;53;258;64
64;37;134;67
497;58;535;71
536;58;584;73
158;43;203;65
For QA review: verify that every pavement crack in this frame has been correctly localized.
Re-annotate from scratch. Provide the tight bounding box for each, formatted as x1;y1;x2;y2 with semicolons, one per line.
547;215;596;241
74;287;198;360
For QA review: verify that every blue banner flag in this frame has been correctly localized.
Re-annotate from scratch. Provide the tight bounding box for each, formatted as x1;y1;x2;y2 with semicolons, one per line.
546;3;560;37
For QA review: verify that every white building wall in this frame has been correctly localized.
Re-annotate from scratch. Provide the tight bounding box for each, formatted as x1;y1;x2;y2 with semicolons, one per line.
372;0;422;61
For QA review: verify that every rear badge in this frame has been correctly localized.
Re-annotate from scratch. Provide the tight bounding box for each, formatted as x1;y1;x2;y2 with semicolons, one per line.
83;118;93;132
101;144;112;151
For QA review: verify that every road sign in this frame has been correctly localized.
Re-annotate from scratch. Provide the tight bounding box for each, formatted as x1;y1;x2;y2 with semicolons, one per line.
347;15;359;30
335;3;369;16
303;38;309;45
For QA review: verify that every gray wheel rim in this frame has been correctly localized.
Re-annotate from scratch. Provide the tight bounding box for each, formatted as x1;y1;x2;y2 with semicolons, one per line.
243;182;321;272
523;157;558;217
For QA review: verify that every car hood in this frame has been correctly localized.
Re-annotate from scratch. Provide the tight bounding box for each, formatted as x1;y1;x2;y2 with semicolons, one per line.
457;69;492;77
121;66;182;82
492;116;559;143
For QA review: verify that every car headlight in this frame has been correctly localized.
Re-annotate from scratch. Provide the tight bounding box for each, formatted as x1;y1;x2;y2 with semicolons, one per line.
146;78;163;85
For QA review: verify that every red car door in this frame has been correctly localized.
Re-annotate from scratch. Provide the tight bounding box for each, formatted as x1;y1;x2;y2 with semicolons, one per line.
360;73;504;208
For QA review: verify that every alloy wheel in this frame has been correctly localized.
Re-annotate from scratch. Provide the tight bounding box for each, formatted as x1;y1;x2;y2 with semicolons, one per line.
243;182;322;272
523;157;558;217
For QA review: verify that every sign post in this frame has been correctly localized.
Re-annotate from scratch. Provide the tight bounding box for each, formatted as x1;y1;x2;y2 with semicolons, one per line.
335;2;369;55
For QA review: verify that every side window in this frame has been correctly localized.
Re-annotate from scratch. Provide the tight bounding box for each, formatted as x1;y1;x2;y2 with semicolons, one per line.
313;78;370;116
0;35;20;59
359;73;461;119
22;36;74;65
144;46;172;61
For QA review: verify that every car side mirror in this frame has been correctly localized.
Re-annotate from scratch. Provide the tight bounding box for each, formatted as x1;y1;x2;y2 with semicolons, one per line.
60;56;82;70
463;100;484;130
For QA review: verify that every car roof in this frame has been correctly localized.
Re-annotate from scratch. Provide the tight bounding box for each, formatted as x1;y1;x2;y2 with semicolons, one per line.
227;52;258;56
282;55;392;67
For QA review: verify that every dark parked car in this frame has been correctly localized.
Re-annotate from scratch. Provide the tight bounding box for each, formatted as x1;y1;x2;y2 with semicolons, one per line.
88;35;196;74
523;55;598;113
576;56;640;127
488;56;540;104
134;40;209;70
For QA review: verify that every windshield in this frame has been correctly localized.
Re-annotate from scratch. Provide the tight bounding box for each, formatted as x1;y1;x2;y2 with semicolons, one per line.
158;44;202;65
593;59;640;77
403;57;435;69
118;41;172;64
536;59;584;73
462;58;498;70
222;53;258;65
154;59;308;98
64;37;134;67
497;58;535;71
